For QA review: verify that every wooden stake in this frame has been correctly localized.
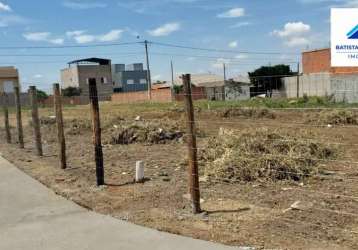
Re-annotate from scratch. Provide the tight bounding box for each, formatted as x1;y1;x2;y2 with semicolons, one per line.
182;74;201;214
88;78;105;186
2;93;11;143
29;86;43;156
14;86;24;148
53;83;66;169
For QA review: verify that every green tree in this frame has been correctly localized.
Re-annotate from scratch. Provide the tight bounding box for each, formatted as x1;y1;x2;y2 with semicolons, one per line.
248;64;295;97
62;87;81;97
36;89;48;101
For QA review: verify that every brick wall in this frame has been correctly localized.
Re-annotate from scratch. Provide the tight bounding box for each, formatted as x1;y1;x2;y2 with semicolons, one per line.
174;86;206;101
111;87;207;104
40;96;90;106
112;88;172;103
302;48;358;74
0;93;29;107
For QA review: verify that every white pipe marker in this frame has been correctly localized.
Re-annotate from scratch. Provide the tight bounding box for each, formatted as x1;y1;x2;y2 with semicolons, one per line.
135;161;145;182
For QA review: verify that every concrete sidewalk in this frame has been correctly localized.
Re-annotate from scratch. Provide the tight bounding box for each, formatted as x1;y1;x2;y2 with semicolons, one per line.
0;156;244;250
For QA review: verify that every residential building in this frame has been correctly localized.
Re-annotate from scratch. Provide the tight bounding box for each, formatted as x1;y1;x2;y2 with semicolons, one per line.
61;58;113;98
112;63;149;93
0;66;30;107
174;73;225;101
302;48;358;74
0;66;20;93
281;48;358;103
225;76;251;101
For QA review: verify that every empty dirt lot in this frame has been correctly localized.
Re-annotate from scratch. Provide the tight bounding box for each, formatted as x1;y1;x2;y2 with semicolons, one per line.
1;100;358;250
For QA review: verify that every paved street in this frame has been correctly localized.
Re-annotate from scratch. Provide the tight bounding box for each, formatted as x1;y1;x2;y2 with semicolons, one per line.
0;156;243;250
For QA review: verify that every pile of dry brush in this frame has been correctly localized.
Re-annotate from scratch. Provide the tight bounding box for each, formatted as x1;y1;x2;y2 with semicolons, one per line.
306;110;358;125
200;128;337;183
218;108;276;119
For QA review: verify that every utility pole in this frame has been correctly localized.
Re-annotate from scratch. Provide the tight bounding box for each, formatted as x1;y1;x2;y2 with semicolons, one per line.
222;63;227;101
171;60;175;101
144;40;152;100
296;62;300;98
223;63;227;83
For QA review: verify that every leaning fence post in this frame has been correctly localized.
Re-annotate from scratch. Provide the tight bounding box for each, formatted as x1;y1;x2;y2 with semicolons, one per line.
53;83;66;169
88;78;105;186
2;93;11;143
182;74;201;214
14;86;24;148
29;86;43;156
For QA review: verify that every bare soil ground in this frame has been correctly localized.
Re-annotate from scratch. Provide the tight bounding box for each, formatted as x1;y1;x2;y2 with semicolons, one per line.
1;102;358;250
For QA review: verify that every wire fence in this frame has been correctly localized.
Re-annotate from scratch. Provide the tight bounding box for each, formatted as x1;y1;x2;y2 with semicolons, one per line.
1;73;358;248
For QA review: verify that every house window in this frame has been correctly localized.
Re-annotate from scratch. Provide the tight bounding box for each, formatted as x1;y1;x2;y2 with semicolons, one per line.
127;79;134;85
3;81;14;93
101;77;108;84
140;79;147;84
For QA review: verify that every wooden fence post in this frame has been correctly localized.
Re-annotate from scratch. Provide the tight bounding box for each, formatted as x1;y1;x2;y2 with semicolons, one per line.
29;86;43;156
2;93;11;143
14;86;24;148
182;74;201;214
53;83;66;169
88;78;105;186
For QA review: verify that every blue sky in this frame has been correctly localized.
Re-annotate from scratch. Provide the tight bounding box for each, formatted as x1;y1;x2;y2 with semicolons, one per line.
0;0;351;92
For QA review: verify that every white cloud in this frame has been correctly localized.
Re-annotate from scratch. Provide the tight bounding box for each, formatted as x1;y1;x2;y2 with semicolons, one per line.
148;22;181;36
68;29;124;43
50;38;65;45
235;54;248;59
272;22;312;47
0;2;11;12
33;74;43;79
285;37;311;47
272;22;311;37
73;34;95;43
23;32;64;45
66;30;86;37
63;1;107;9
23;32;51;41
98;29;123;42
230;21;251;28
217;8;245;18
228;41;238;48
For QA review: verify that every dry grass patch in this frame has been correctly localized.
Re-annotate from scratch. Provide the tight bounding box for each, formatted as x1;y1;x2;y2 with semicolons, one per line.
218;108;276;119
200;128;337;183
306;110;358;125
105;119;184;145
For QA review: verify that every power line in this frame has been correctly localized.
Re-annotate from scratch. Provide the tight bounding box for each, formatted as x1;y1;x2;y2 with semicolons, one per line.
0;51;298;61
150;41;301;55
0;40;302;56
0;41;142;50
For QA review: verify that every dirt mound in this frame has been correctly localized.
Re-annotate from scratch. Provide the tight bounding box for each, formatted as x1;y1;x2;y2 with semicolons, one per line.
218;108;276;119
306;110;358;125
200;128;337;183
106;120;184;145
